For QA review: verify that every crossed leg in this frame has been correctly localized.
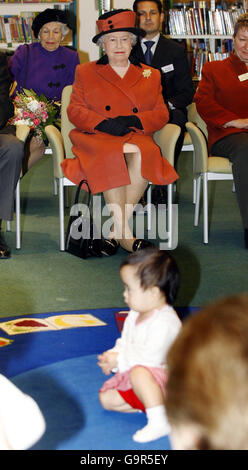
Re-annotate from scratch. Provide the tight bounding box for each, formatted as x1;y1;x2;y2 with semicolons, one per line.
103;144;148;252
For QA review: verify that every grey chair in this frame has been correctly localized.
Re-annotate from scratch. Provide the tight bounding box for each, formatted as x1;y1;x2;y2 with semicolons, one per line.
186;103;233;244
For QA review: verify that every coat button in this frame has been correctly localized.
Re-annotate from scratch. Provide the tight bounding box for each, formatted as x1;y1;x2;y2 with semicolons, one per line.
133;107;138;113
105;105;111;111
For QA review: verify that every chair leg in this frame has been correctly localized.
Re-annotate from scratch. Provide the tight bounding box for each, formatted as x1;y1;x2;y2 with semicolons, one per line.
16;179;21;249
59;178;65;251
6;221;11;231
203;173;209;244
54;178;58;196
167;183;173;249
147;184;152;231
194;175;201;227
192;150;196;204
193;177;197;204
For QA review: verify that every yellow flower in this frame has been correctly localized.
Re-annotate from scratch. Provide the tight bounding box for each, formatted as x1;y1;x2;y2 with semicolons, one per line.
143;69;152;79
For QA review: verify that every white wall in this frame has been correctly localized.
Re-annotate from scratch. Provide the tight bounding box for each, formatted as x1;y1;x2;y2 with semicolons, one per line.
78;0;135;62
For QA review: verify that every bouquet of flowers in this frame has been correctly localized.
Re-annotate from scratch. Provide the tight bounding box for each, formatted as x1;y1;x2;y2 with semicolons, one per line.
10;88;61;144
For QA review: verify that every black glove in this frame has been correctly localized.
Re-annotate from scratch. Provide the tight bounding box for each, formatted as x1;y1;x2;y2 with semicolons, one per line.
113;115;143;130
95;118;131;136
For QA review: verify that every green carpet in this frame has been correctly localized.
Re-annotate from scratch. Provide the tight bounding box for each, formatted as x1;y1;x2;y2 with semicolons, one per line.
1;151;247;318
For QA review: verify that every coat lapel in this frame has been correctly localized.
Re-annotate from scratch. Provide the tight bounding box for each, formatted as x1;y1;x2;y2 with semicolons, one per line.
152;35;164;68
95;59;146;105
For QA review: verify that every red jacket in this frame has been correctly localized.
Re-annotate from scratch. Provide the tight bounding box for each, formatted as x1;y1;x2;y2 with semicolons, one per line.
61;58;178;193
194;52;248;151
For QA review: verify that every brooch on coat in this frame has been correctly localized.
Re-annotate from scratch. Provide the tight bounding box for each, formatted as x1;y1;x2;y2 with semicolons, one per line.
142;69;152;79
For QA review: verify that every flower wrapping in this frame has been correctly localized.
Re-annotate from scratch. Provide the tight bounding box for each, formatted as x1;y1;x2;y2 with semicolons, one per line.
9;88;61;144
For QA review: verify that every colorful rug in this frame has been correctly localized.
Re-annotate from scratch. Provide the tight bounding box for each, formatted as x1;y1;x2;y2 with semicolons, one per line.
0;306;198;378
0;306;199;450
0;308;121;378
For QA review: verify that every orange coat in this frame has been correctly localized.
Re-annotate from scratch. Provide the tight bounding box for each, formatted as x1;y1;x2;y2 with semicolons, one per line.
61;57;178;193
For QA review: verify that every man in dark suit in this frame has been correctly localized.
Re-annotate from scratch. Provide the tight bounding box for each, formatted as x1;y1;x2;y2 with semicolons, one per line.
0;52;24;259
131;0;194;202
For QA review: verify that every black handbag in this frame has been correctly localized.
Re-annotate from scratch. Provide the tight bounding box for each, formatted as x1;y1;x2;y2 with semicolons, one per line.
65;179;102;259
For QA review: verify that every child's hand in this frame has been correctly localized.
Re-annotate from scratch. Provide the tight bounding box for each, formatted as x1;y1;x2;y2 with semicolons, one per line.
97;351;118;375
97;352;111;375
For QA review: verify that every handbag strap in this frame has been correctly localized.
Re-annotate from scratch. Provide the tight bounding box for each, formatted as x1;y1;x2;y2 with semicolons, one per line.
74;179;91;208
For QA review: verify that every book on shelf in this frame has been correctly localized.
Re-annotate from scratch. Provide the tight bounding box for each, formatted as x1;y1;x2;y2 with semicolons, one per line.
168;5;246;36
0;7;74;47
0;12;40;45
0;1;73;3
22;1;73;3
190;37;233;80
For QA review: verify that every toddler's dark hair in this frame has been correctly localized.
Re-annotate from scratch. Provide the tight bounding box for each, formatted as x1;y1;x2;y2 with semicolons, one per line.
120;247;180;305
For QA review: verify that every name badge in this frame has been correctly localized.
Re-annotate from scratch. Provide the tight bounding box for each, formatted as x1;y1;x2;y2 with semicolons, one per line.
238;72;248;82
161;64;174;73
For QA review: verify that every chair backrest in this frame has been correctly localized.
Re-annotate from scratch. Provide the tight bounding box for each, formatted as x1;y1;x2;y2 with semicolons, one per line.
186;108;233;175
153;123;181;167
61;85;74;160
187;102;208;139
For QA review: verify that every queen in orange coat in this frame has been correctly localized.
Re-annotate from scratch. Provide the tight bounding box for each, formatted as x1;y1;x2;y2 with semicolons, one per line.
61;9;178;254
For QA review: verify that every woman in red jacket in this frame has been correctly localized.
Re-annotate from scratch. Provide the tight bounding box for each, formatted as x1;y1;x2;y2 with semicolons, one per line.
61;9;178;255
194;13;248;249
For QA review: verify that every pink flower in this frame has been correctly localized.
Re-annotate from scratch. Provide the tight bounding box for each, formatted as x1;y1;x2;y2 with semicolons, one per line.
41;111;48;121
33;118;41;126
22;110;30;119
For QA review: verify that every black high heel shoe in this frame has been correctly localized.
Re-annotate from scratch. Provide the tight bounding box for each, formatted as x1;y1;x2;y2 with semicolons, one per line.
101;238;120;256
132;239;155;252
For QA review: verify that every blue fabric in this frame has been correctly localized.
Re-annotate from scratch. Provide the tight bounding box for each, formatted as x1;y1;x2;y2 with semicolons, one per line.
144;41;155;65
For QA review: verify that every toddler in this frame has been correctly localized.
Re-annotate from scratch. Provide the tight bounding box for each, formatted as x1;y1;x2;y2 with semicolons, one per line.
98;247;181;443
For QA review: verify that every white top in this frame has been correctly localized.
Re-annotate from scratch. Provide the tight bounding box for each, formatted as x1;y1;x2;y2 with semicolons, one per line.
111;304;181;373
0;374;45;450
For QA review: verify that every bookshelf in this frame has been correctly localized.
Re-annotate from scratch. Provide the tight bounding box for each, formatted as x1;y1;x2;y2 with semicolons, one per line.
166;1;247;79
0;1;76;50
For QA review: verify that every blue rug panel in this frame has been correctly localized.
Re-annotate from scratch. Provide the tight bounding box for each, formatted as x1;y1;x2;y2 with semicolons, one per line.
13;355;172;451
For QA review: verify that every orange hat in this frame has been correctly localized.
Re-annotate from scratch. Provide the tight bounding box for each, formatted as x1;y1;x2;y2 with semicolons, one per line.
92;9;145;43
